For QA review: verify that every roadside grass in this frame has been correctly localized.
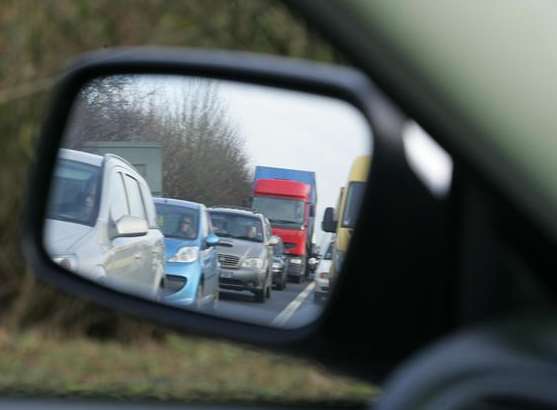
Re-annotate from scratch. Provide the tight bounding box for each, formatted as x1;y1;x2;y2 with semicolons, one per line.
0;329;379;404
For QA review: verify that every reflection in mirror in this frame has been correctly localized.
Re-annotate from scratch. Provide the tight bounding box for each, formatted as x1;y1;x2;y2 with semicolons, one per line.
44;75;371;328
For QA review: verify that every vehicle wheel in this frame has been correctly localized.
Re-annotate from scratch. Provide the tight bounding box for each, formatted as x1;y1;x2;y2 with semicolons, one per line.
301;263;308;281
274;274;282;290
209;289;219;312
254;288;265;303
277;275;286;291
194;284;203;310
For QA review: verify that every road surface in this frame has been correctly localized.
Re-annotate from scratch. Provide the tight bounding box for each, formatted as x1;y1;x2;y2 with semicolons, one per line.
215;280;323;328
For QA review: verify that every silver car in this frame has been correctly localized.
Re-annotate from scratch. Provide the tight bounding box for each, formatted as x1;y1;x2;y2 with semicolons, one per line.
45;148;165;298
208;207;278;303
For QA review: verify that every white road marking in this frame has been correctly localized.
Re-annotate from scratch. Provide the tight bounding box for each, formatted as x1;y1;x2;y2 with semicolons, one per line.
272;282;315;327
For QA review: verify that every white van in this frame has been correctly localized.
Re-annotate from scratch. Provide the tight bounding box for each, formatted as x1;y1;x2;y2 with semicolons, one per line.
45;148;165;298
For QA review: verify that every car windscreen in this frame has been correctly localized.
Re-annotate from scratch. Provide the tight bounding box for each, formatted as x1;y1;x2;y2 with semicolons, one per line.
342;182;366;228
47;159;102;226
252;196;305;227
155;204;200;240
209;212;263;243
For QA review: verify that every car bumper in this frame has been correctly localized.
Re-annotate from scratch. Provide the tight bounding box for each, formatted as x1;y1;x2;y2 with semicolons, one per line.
272;267;284;283
314;277;330;295
161;261;202;306
286;260;305;277
219;268;265;292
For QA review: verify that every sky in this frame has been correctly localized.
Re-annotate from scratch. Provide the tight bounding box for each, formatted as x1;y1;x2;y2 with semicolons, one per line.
216;81;372;244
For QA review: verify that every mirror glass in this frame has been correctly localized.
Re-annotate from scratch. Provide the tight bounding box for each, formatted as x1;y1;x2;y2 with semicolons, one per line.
44;74;371;328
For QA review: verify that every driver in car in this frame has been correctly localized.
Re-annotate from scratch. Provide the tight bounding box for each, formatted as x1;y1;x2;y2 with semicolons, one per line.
246;225;261;240
177;215;197;239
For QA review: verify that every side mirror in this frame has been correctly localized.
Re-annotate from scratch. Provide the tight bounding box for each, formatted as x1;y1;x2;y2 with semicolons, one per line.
113;216;149;238
206;233;220;247
27;49;379;379
321;207;337;233
268;235;280;246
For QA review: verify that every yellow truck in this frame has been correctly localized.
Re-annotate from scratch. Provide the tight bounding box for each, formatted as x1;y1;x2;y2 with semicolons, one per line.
321;155;370;279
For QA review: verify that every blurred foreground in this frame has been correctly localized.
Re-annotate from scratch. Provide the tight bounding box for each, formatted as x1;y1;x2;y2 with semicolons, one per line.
0;328;377;404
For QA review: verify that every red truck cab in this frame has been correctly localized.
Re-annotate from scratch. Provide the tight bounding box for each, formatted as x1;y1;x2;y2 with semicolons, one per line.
252;179;311;282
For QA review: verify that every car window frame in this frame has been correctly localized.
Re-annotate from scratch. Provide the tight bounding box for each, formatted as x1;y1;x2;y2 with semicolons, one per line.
122;173;148;221
108;169;131;223
138;179;158;229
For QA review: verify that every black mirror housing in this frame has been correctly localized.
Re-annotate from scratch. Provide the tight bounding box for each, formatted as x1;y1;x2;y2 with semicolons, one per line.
322;207;337;233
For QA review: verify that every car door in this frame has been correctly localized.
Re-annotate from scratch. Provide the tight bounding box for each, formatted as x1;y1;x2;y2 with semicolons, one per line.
138;179;165;294
104;169;141;287
121;173;155;292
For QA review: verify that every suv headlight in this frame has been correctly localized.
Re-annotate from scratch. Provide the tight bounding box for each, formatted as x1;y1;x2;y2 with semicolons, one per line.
169;246;199;263
289;257;303;264
53;255;78;271
242;257;264;270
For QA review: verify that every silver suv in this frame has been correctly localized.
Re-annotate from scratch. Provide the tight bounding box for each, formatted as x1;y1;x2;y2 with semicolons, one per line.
208;206;278;303
45;148;165;299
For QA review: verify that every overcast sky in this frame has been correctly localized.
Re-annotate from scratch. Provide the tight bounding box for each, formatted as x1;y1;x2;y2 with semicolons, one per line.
217;81;371;245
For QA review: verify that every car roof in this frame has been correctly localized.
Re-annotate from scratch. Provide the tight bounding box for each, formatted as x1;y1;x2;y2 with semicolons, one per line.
209;206;262;218
58;148;138;174
59;148;103;167
153;197;203;210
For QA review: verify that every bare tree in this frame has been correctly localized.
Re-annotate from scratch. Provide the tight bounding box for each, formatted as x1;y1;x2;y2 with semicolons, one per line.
65;76;252;207
65;76;157;148
159;80;252;205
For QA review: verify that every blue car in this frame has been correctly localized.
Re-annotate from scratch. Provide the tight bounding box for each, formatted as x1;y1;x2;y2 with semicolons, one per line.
154;198;220;309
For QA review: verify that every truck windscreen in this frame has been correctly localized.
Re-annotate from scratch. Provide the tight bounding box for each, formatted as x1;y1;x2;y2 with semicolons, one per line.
252;197;305;226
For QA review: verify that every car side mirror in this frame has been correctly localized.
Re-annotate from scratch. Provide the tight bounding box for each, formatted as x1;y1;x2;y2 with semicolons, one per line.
26;48;383;380
206;233;220;247
321;207;337;233
113;216;149;238
268;235;280;246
